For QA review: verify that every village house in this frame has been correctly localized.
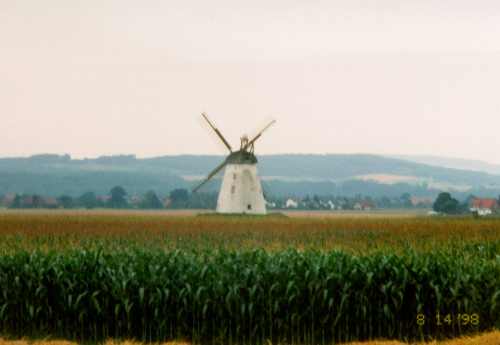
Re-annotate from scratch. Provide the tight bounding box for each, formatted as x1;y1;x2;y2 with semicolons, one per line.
410;196;434;208
162;197;172;208
353;200;375;211
97;195;111;203
0;193;16;207
266;200;276;208
327;200;336;210
285;198;298;208
470;198;499;216
128;195;143;207
7;195;59;208
43;197;58;208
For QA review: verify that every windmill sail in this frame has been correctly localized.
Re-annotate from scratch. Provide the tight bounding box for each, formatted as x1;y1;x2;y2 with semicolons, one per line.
242;119;276;151
192;160;227;193
201;112;232;152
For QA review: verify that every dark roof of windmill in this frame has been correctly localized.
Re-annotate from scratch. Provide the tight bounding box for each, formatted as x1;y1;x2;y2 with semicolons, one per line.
226;150;258;164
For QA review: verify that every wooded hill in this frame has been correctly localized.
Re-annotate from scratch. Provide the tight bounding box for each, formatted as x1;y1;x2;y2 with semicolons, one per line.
1;154;500;198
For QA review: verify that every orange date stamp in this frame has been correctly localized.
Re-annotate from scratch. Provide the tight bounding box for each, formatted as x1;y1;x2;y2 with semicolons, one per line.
416;313;479;326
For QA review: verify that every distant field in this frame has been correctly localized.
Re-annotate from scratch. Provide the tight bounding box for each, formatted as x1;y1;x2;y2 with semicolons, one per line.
0;208;429;218
0;211;498;344
0;210;497;253
283;209;430;218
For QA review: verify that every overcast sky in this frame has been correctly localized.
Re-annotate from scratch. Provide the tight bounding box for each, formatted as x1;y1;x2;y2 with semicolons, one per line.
1;1;500;163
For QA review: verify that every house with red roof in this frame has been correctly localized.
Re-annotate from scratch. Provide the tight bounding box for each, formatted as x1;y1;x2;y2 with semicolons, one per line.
470;198;499;216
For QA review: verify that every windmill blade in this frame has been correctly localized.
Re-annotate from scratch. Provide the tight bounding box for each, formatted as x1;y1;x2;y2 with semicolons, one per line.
243;119;276;151
192;160;228;193
201;112;232;152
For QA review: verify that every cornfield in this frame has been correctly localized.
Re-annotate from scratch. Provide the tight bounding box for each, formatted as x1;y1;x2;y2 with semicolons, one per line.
0;247;499;343
0;212;499;344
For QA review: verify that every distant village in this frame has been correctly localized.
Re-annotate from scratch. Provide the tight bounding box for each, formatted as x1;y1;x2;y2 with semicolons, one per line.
1;186;499;216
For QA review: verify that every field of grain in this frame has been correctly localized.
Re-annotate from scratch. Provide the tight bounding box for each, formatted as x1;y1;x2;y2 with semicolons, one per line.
0;210;498;253
0;211;498;344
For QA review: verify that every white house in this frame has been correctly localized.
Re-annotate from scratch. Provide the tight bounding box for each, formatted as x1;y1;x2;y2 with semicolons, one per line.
266;201;276;208
285;198;298;208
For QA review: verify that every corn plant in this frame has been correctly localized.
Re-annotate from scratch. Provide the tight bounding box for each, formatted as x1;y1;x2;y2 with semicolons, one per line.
0;247;498;344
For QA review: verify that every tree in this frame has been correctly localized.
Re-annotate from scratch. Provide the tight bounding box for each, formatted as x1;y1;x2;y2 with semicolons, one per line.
169;188;189;208
400;193;412;208
32;195;43;208
140;190;163;209
464;194;476;208
57;195;74;209
109;186;128;208
379;196;392;208
433;192;460;214
78;192;98;209
10;194;22;209
188;191;218;209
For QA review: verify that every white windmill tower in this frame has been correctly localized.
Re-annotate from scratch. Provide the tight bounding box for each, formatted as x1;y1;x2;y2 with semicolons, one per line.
193;113;275;215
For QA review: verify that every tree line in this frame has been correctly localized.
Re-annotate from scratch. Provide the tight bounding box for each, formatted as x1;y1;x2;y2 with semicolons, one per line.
2;186;216;210
1;188;430;210
2;186;499;214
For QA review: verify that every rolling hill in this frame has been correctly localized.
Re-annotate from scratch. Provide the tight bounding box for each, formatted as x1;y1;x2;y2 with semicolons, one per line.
1;154;500;198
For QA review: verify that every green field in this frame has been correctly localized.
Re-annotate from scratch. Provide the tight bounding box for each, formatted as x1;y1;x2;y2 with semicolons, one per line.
0;211;498;344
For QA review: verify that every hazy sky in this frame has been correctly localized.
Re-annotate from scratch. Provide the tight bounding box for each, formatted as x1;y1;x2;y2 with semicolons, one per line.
1;1;500;163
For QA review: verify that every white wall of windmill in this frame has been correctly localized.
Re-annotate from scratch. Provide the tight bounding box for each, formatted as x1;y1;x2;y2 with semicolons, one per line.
216;164;266;214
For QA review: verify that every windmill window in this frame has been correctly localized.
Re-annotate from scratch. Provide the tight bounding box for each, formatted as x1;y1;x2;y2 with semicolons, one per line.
247;204;252;210
231;185;235;194
233;173;237;180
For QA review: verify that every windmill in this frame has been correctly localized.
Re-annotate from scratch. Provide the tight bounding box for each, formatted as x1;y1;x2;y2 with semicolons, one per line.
193;113;276;214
